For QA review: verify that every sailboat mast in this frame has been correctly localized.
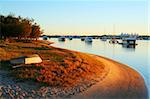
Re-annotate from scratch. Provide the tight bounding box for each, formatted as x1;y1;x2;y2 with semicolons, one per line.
104;27;106;35
113;24;116;36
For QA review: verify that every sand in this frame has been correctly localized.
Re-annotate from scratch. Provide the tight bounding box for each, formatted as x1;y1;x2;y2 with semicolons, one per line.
73;54;148;99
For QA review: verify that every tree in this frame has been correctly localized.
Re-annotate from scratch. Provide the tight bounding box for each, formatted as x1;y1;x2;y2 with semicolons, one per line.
30;24;43;39
0;14;43;40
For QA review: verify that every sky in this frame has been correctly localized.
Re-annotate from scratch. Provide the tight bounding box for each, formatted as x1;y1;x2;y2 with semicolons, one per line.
0;0;149;35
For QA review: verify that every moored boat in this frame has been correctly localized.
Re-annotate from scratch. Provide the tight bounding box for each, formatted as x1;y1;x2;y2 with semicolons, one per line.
85;37;93;42
121;37;137;45
81;37;85;41
58;36;65;41
109;38;118;44
101;36;107;41
43;36;48;40
68;36;73;40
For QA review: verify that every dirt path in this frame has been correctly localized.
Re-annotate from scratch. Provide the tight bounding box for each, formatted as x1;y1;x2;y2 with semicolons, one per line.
73;55;148;99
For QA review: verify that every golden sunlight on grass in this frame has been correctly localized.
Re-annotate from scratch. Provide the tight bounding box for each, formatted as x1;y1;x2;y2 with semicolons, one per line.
0;40;106;88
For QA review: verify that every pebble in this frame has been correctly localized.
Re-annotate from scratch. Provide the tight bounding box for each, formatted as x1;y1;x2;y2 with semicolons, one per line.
22;93;26;97
19;96;24;99
9;93;14;98
15;92;18;96
0;91;2;96
0;80;94;98
32;90;36;94
0;86;3;90
8;85;12;89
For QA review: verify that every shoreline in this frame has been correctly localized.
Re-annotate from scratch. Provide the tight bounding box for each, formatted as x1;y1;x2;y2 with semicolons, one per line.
73;54;148;99
0;41;148;98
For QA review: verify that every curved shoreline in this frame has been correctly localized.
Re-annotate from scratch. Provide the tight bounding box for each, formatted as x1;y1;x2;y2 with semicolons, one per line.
0;41;148;99
73;54;148;99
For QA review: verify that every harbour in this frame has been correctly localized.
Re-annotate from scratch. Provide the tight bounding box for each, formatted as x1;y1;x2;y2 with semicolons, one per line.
50;38;150;97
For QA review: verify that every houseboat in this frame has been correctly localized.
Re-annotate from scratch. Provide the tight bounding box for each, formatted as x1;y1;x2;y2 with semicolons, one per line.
121;38;137;45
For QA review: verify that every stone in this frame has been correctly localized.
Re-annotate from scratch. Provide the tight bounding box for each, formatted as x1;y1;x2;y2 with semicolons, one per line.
31;90;36;94
0;91;3;96
22;93;26;97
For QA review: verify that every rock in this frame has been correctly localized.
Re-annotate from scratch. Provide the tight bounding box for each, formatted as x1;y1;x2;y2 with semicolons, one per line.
8;85;12;89
31;90;36;94
42;93;45;97
9;93;14;98
11;90;15;95
18;88;22;91
31;94;35;98
19;96;24;99
15;92;18;96
0;91;2;96
28;96;32;99
22;93;26;97
0;86;3;90
15;85;19;89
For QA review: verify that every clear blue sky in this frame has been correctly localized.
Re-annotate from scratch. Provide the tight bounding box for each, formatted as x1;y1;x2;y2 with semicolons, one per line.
0;0;149;35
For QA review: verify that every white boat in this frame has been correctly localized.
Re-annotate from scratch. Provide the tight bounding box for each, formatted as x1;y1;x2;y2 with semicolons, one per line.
122;37;137;45
58;36;65;41
85;37;93;42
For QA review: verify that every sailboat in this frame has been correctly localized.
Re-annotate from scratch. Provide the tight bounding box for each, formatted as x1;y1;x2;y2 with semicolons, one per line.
101;28;107;41
109;24;119;44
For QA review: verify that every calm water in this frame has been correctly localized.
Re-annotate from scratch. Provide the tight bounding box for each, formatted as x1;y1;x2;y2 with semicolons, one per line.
49;38;150;97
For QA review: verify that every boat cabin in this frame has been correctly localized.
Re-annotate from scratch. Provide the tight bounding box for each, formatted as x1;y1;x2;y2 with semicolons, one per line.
122;38;136;45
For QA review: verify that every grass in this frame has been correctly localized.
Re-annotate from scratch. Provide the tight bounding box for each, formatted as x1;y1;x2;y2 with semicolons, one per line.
0;40;106;87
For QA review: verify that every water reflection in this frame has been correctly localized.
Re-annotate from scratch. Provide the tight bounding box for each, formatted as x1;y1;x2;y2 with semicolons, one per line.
50;38;150;97
122;47;135;52
122;44;136;48
85;42;92;46
58;40;65;43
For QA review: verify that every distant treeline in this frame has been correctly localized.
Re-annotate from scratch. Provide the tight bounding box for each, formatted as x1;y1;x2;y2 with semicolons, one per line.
43;35;150;40
0;14;43;39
